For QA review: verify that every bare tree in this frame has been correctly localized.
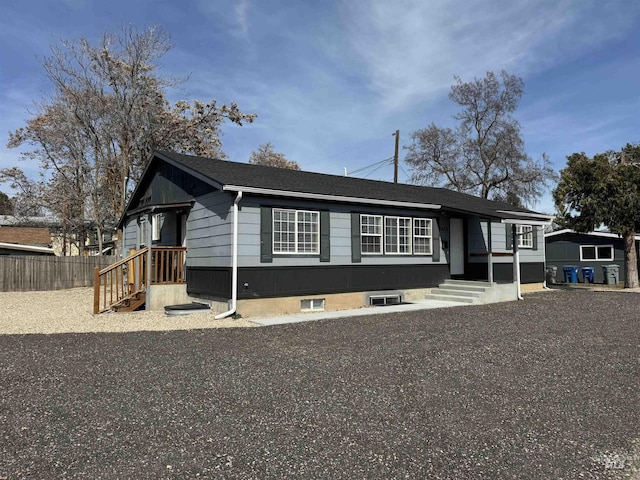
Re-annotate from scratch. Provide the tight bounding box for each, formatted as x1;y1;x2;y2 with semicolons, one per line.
405;70;554;205
248;142;300;170
0;191;13;215
3;24;256;253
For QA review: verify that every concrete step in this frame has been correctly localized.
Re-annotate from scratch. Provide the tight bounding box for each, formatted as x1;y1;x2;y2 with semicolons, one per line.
443;279;494;287
439;283;489;293
435;288;483;298
424;293;478;304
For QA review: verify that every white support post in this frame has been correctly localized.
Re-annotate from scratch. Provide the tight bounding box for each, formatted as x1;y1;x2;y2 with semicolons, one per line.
487;220;493;283
145;213;152;310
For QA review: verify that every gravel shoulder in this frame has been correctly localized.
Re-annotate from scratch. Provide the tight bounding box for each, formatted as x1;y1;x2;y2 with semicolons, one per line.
0;288;256;334
1;289;639;479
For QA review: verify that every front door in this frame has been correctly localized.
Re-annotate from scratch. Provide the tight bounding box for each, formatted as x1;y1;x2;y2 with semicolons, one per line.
450;217;464;275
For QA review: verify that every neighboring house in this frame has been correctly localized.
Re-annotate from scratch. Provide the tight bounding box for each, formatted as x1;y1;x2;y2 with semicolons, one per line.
0;226;54;256
545;229;640;283
0;215;114;256
109;151;552;316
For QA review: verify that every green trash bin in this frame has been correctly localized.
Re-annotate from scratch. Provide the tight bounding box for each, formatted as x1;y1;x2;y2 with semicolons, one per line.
602;265;620;285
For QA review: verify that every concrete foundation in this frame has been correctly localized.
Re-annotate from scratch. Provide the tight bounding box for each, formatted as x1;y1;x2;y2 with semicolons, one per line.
235;287;434;319
520;282;544;294
146;284;192;311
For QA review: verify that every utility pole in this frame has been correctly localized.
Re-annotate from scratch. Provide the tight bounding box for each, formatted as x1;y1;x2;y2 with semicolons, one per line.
392;129;399;183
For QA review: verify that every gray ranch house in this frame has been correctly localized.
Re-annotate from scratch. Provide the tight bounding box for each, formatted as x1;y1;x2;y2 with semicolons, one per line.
96;151;552;316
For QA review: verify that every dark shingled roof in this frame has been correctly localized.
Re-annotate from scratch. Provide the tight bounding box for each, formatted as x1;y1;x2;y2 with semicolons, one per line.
151;151;549;221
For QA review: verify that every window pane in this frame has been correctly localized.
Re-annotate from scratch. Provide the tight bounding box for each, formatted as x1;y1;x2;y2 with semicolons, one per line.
582;246;596;260
297;211;319;253
398;218;411;253
385;217;398;253
517;225;533;248
597;246;612;260
413;218;432;255
362;236;381;253
361;215;382;254
273;209;297;253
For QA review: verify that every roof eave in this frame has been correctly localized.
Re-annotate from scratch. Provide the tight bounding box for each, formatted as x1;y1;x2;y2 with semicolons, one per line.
501;218;553;226
222;185;442;210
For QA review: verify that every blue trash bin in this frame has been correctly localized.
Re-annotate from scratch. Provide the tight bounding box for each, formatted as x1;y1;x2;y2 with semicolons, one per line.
562;265;579;283
581;267;594;283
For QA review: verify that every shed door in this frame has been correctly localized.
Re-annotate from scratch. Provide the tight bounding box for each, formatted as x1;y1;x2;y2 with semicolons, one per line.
450;218;464;275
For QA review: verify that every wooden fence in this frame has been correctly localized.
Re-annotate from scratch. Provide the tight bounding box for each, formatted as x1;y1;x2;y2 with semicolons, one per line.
0;255;117;292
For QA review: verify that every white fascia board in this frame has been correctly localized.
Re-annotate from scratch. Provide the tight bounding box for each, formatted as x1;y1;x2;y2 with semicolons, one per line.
501;218;553;226
0;242;55;254
222;185;442;210
496;210;555;220
543;229;573;238
544;229;640;240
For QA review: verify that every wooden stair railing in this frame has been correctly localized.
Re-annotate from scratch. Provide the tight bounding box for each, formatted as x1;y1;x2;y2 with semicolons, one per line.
94;247;148;314
93;246;187;314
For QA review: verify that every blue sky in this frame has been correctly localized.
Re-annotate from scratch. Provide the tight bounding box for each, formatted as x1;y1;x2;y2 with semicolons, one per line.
1;0;639;214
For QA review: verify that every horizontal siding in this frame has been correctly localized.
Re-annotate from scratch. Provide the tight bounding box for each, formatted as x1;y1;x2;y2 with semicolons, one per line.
186;190;233;268
122;218;139;255
467;218;545;264
237;196;444;267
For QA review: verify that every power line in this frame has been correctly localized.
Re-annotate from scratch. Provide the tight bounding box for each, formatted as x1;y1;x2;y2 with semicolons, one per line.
348;157;394;176
361;159;394;179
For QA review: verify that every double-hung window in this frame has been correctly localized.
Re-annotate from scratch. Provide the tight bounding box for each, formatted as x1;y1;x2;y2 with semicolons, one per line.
517;225;533;248
385;216;412;254
139;217;148;246
360;215;433;255
361;215;383;254
273;209;319;254
580;245;614;261
413;218;433;255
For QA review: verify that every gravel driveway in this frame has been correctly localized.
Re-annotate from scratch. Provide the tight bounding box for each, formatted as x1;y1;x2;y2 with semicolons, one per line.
1;289;639;479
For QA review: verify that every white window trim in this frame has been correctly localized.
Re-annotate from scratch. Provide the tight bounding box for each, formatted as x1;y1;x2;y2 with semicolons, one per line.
361;214;383;255
517;225;534;248
272;208;319;255
580;244;614;261
152;213;164;242
360;215;434;256
139;216;148;246
384;216;412;255
413;218;433;255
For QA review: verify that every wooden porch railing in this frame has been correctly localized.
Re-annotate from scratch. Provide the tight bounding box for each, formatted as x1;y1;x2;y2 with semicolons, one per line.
150;246;187;285
93;246;187;314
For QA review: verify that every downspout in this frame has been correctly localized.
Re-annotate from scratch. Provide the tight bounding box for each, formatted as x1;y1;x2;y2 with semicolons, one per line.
512;225;523;300
542;227;551;289
215;191;243;319
487;220;493;283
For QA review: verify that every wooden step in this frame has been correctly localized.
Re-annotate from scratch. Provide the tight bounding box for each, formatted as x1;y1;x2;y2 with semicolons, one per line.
112;292;146;312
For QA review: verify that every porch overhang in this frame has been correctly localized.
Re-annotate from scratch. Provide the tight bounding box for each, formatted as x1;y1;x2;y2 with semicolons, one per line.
123;202;194;219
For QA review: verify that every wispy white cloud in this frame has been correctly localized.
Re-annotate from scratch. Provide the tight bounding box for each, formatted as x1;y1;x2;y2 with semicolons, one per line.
235;0;251;34
339;0;640;110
